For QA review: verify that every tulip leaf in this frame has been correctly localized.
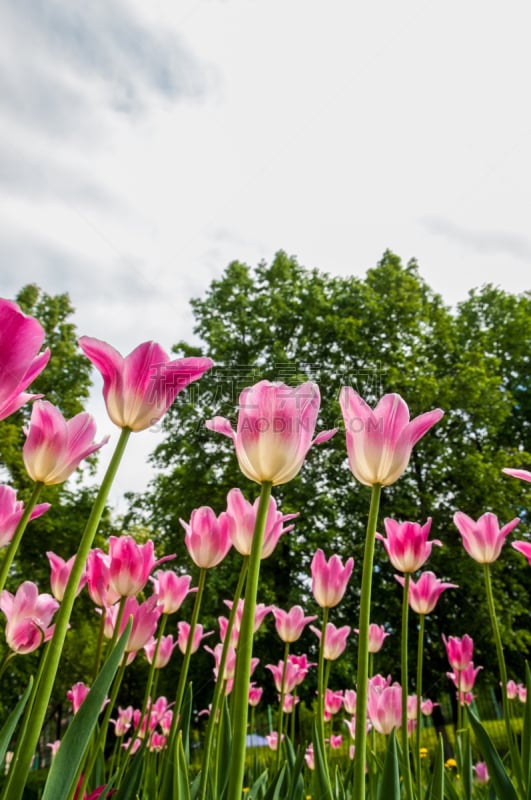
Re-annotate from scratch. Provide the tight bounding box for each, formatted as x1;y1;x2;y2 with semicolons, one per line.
175;731;191;800
377;730;400;800
178;682;193;764
522;662;531;792
112;743;146;800
426;734;445;800
311;718;333;800
41;619;132;800
467;707;518;800
455;728;472;800
0;676;33;771
247;769;268;799
215;697;232;799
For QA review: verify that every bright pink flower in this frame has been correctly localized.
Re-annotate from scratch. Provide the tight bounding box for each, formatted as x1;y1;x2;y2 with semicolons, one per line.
108;536;172;597
86;549;121;607
395;571;457;615
420;698;438;716
78;336;213;432
224;599;272;633
204;642;240;682
225;487;298;558
112;706;133;736
503;468;531;483
47;551;87;602
505;680;519;700
272;605;317;643
339;389;444;487
0;298;50;421
73;778;116;800
206;380;336;485
324;688;344;717
266;732;283;751
329;735;343;749
377;517;441;573
287;653;315;685
367;682;402;734
305;743;315;770
105;596;162;653
474;762;489;785
0;485;49;548
447;662;482;693
266;659;303;694
23;401;108;485
181;506;233;568
0;581;59;654
343;689;357;715
151;571;196;614
512;540;531;563
311;548;354;608
248;683;263;707
217;615;239;647
442;634;474;671
369;673;393;691
177;621;211;655
67;682;90;714
310;622;351;661
354;623;389;654
454;511;520;563
144;635;178;668
282;694;299;713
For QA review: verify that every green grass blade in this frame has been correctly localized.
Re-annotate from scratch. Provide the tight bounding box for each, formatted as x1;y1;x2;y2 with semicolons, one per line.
377;730;400;800
0;677;33;771
467;706;518;800
426;734;444;800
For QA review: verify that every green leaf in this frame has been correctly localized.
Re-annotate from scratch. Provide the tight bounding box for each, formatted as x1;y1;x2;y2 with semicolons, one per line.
247;769;268;799
311;719;333;800
41;619;132;800
467;707;518;800
522;661;531;795
426;734;444;800
455;729;472;800
174;731;191;800
178;682;193;764
215;697;232;799
112;743;146;800
0;677;33;772
377;730;400;800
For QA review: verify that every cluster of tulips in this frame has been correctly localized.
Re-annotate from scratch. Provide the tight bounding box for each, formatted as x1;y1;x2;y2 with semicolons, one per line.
1;294;531;799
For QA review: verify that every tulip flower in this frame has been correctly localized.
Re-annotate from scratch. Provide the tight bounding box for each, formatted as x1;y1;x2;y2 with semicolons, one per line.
78;336;213;432
144;635;178;668
151;571;196;614
248;684;263;707
354;622;389;653
505;680;519;700
395;571;457;615
454;511;520;563
206;380;336;485
420;698;438;715
272;605;317;643
0;485;50;548
47;552;87;601
343;689;357;715
104;595;162;654
67;682;90;714
22;401;108;485
377;517;441;573
0;581;59;654
266;659;304;694
0;298;50;421
367;682;402;734
181;506;234;568
442;633;474;671
474;762;490;785
324;688;344;717
111;706;134;737
311;548;354;608
287;653;315;685
339;389;444;487
512;540;531;563
447;662;483;693
224;599;272;633
176;621;211;655
107;536;173;597
225;487;298;558
310;622;351;661
503;468;531;483
85;549;121;608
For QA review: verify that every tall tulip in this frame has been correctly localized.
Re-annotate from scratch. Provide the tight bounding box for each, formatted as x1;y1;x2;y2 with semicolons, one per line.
454;511;519;563
226;487;298;558
0;581;59;655
181;506;233;569
377;517;441;573
0;485;49;549
311;548;354;608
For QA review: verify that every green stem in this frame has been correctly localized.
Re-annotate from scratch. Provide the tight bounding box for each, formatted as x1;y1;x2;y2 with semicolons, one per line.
483;563;525;797
401;573;414;800
316;606;332;794
2;427;131;800
415;614;425;797
352;483;382;800
275;641;290;771
226;480;272;800
0;482;44;594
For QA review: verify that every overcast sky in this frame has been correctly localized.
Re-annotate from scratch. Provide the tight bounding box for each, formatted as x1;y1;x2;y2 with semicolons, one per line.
1;0;529;506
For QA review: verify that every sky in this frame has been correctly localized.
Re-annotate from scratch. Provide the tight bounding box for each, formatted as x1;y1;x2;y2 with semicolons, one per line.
1;0;530;507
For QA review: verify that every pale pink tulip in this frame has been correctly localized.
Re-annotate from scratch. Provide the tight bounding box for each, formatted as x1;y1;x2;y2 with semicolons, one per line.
505;680;519;700
311;548;354;608
518;685;527;703
339;389;444;486
225;487;298;557
47;551;87;601
343;689;357;715
310;622;351;661
266;659;303;694
287;653;315;685
47;740;61;759
272;605;317;642
395;571;457;615
177;621;211;655
442;634;474;670
181;506;233;568
474;762;489;784
377;517;441;573
144;635;178;668
224;599;272;633
67;682;90;714
0;581;59;654
420;698;438;715
0;298;50;421
151;571;196;614
354;622;389;653
266;732;283;751
503;468;531;483
78;336;213;432
23;401;108;485
0;485;49;548
108;536;172;597
104;595;162;653
112;706;134;737
454;511;520;563
206;380;336;485
282;694;299;713
324;688;344;716
367;682;402;734
305;744;315;770
248;683;263;707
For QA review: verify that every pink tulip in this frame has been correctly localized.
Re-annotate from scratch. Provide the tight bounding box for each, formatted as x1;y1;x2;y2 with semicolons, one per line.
151;571;196;614
266;732;283;751
512;540;531;563
310;622;351;661
47;551;87;601
503;468;531;483
105;595;162;653
343;689;357;715
367;682;402;734
377;517;441;573
67;682;90;714
0;298;50;421
181;506;233;568
86;548;121;607
305;743;315;770
311;548;354;608
272;605;317;642
112;706;134;737
206;379;336;485
474;761;489;785
266;659;303;694
0;581;59;654
47;740;61;759
78;336;213;432
177;621;211;654
518;685;527;703
454;511;520;563
0;485;50;548
324;688;344;717
505;680;519;700
420;698;438;715
339;389;444;486
22;401;108;485
225;487;298;558
329;735;343;749
248;683;263;707
108;536;173;597
442;634;474;670
354;622;389;654
144;635;178;668
287;653;315;685
395;571;457;615
205;642;238;682
447;662;482;693
224;599;272;633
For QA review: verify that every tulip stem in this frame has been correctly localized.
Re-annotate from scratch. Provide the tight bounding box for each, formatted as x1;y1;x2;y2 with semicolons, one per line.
353;483;382;800
415;613;425;796
315;606;332;796
483;563;524;797
275;640;290;771
226;480;272;800
0;482;44;594
1;427;132;800
401;572;414;800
